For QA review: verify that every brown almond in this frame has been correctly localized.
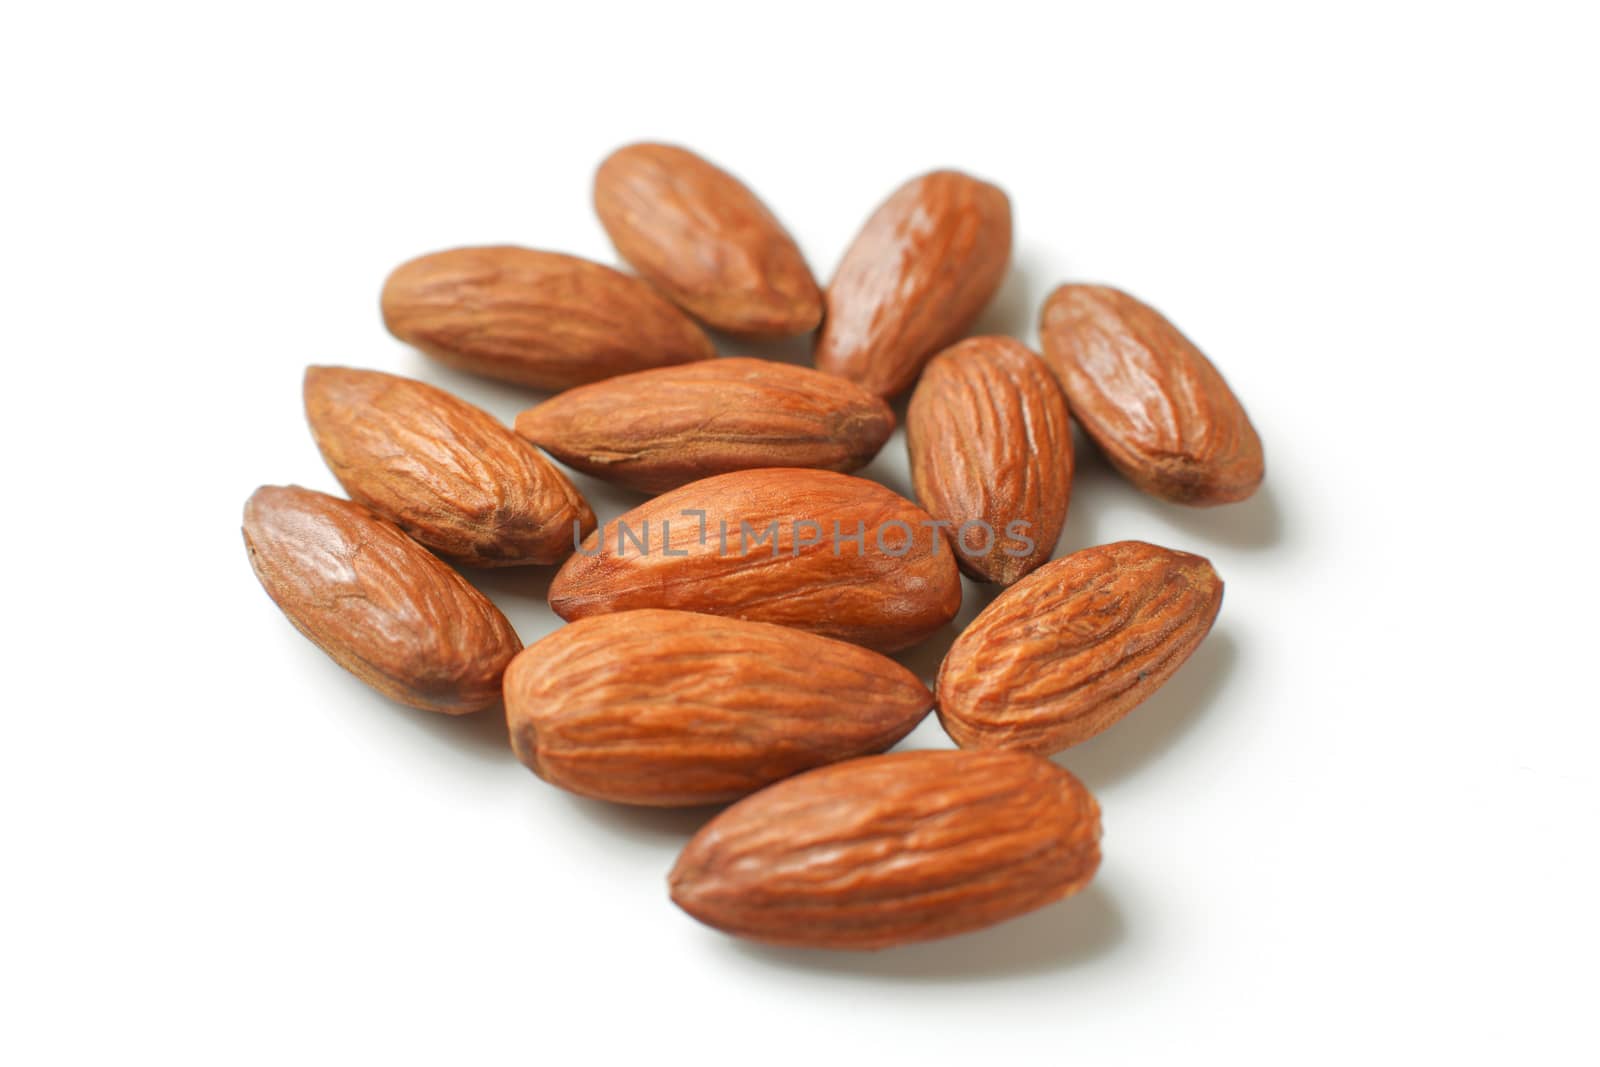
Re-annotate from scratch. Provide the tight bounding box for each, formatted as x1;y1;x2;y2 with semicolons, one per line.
1038;284;1264;504
380;246;715;391
814;170;1012;399
938;540;1222;754
906;336;1073;584
669;749;1101;950
503;610;932;806
304;366;595;566
514;357;894;494
594;143;822;336
547;468;961;652
242;485;521;714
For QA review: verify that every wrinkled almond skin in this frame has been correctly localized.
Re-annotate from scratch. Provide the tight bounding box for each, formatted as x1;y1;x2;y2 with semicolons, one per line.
503;610;932;806
670;750;1101;950
304;366;595;566
380;246;715;391
548;469;961;652
1038;284;1263;504
242;486;521;714
594;143;822;336
906;337;1073;584
514;358;894;494
814;170;1012;399
938;540;1222;754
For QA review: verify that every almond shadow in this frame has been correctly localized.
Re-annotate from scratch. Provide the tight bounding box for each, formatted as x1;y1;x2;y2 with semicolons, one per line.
1053;427;1287;553
970;242;1054;346
1157;482;1286;551
455;563;565;645
892;576;1005;685
1054;629;1239;789
560;793;725;844
389;700;516;763
722;882;1123;981
395;346;551;423
711;329;815;367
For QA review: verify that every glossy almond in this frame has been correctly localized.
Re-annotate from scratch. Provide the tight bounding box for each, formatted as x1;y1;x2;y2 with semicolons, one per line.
670;750;1101;950
304;366;595;566
242;486;521;714
814;170;1012;399
1039;284;1263;504
548;469;961;652
503;610;932;806
514;357;894;493
906;337;1072;584
938;541;1222;754
594;143;822;336
380;246;715;391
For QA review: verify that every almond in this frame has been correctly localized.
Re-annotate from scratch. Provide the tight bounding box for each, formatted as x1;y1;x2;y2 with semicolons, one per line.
513;357;894;494
380;246;715;391
242;485;521;714
814;170;1012;398
669;749;1101;950
503;610;932;806
547;468;961;652
906;336;1073;584
938;540;1222;754
304;366;595;566
594;143;822;336
1038;284;1264;504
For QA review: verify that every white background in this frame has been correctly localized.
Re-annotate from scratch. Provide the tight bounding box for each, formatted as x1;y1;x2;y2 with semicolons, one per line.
4;2;1597;1063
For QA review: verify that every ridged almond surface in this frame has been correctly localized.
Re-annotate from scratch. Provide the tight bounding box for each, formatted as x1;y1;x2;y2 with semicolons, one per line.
514;357;894;493
547;469;961;652
814;170;1012;399
304;366;595;566
503;610;932;806
380;246;715;391
594;143;822;336
1038;284;1264;504
669;750;1101;950
242;485;521;714
906;336;1073;585
938;540;1222;754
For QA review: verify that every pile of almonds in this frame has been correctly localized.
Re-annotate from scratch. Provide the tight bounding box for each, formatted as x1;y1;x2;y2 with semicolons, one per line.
244;143;1263;952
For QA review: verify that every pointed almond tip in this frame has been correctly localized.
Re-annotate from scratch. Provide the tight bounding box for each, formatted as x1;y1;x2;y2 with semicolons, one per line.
302;363;359;396
545;572;576;620
788;291;825;336
510;404;546;442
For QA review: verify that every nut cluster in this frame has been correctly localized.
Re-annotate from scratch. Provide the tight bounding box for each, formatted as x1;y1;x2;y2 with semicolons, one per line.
244;142;1264;952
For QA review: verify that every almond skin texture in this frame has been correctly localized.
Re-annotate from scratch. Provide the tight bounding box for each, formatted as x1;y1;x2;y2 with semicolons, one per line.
669;750;1101;950
547;469;961;652
906;337;1073;585
594;143;822;336
380;246;715;391
938;540;1222;754
1038;284;1264;504
304;366;595;567
814;170;1012;399
514;358;894;494
242;486;521;714
503;610;932;806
